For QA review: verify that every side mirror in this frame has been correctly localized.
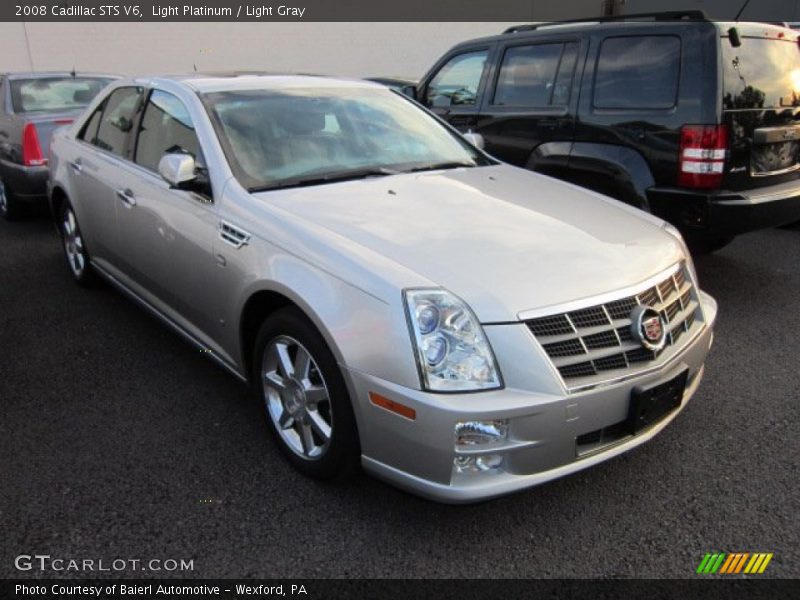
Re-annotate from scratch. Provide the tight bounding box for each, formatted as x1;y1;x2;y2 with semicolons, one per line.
158;153;197;188
463;130;485;150
400;84;417;100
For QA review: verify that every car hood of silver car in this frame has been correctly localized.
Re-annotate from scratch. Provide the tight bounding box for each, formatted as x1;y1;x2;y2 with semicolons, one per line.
256;164;684;323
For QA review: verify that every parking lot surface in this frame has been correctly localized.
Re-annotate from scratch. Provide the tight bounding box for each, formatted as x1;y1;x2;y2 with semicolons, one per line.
1;216;798;578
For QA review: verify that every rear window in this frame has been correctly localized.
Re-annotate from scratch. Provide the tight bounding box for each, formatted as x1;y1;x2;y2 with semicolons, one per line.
593;36;681;110
722;37;800;109
493;42;578;107
10;77;113;113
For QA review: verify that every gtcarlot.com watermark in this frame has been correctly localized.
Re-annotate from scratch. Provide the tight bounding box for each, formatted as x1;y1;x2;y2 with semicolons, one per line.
15;554;194;572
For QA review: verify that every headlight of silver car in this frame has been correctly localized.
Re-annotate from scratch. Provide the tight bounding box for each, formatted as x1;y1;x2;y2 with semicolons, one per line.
403;289;502;392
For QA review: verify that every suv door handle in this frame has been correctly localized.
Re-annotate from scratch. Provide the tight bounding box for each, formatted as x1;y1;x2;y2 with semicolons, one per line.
116;188;136;207
69;159;82;173
450;115;478;129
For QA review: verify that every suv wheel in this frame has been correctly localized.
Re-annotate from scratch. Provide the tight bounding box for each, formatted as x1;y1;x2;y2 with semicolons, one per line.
253;307;360;480
684;232;735;255
60;203;96;286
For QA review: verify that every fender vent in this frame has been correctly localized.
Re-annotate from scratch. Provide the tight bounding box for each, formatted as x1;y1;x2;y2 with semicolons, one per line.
218;221;251;249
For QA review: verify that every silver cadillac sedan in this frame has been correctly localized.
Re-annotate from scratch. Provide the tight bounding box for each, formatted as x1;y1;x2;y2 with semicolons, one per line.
48;74;717;503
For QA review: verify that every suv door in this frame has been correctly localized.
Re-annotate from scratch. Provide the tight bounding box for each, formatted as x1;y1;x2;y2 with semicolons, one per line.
477;38;582;171
420;46;494;131
70;86;144;265
117;88;222;343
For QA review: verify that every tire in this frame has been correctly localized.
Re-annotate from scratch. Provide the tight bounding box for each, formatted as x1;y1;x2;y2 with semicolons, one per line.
0;178;20;221
252;307;360;480
59;202;97;286
684;231;735;255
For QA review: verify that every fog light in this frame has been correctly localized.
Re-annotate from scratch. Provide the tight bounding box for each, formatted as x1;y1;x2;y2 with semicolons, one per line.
455;420;508;446
453;453;504;474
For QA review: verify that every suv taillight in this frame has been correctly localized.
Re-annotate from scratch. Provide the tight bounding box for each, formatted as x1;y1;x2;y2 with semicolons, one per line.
677;125;727;189
22;123;47;167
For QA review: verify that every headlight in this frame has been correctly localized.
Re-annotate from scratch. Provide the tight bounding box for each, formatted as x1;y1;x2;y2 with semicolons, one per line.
662;222;698;283
404;289;502;392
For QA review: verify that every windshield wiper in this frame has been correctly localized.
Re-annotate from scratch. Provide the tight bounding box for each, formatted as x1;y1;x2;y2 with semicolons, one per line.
404;160;478;173
248;167;398;193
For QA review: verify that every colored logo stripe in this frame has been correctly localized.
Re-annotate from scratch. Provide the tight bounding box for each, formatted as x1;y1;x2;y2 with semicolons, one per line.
697;552;773;574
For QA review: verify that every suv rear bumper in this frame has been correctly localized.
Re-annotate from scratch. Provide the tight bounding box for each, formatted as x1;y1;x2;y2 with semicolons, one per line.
648;181;800;235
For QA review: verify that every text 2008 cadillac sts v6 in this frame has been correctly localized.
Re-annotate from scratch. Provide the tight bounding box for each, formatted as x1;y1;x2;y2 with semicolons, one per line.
49;74;716;502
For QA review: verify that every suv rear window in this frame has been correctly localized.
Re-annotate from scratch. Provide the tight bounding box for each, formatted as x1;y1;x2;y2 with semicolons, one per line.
593;36;681;110
493;42;578;107
722;37;800;109
10;77;112;113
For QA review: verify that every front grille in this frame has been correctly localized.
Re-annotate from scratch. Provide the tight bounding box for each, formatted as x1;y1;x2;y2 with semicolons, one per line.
525;264;703;387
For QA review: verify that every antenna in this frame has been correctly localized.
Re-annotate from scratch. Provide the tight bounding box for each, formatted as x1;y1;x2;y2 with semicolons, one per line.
21;21;34;71
734;0;752;21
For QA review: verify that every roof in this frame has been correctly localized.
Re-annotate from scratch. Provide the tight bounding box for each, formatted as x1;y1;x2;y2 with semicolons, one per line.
2;71;119;80
128;73;385;94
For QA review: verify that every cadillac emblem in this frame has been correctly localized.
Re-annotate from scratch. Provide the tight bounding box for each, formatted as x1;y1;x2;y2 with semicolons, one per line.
630;305;667;351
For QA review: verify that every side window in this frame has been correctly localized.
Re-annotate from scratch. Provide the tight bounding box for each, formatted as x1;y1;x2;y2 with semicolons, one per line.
134;89;202;172
594;36;681;110
493;42;578;107
94;87;143;156
78;102;105;145
425;50;489;108
0;79;5;115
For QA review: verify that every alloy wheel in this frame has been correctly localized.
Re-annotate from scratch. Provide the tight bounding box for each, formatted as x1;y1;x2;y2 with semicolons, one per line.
0;180;7;216
261;335;334;460
62;207;86;277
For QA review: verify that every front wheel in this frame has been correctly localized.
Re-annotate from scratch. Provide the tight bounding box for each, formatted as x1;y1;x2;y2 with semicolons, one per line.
60;203;97;286
252;307;360;480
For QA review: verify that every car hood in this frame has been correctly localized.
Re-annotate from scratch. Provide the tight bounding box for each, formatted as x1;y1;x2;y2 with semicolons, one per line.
256;165;683;322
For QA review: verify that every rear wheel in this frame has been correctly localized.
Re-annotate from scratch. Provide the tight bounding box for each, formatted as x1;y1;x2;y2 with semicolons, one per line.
252;307;359;480
60;203;97;286
0;178;19;221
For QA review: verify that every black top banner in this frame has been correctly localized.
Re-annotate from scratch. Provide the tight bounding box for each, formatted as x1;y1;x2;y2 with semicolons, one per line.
6;0;544;22
2;0;796;22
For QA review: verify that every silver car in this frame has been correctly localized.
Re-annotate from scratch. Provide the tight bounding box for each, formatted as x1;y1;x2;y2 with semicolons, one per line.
49;74;717;503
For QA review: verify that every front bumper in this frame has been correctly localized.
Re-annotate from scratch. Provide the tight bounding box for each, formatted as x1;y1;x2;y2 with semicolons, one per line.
648;180;800;235
348;292;716;504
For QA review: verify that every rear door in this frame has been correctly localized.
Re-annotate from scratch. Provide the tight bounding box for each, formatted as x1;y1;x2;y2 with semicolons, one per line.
70;86;144;264
475;37;582;169
720;25;800;190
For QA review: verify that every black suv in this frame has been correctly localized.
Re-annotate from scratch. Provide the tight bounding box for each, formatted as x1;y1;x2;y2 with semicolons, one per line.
412;11;800;252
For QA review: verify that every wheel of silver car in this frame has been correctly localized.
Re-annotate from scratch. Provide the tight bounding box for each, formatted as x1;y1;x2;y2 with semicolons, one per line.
60;203;96;286
0;178;16;220
253;307;359;480
262;335;333;460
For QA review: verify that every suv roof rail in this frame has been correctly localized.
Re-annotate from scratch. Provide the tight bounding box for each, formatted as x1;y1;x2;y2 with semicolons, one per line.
503;10;710;34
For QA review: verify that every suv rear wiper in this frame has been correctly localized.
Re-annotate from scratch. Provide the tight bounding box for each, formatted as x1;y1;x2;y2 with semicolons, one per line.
249;167;398;193
404;161;478;173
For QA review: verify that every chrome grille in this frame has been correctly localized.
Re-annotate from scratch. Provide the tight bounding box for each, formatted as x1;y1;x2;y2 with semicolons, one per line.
526;264;703;387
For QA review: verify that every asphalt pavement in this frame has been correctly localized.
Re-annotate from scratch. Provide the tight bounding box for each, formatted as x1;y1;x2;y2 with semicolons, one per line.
1;215;798;578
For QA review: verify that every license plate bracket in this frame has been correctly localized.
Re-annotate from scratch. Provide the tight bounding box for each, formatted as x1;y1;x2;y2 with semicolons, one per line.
627;369;689;434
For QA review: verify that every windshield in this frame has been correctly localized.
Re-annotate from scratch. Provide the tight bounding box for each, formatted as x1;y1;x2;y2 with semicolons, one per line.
722;37;800;109
202;86;491;191
10;77;114;113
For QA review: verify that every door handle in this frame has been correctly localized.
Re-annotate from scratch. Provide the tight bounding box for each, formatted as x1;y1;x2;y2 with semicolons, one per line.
116;188;136;207
450;115;478;129
69;159;82;173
